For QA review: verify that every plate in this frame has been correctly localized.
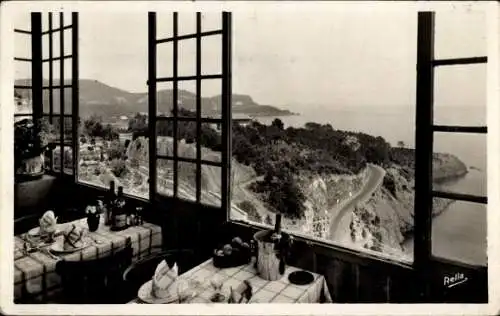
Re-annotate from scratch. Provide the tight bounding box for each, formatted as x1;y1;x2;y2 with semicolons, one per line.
27;224;64;237
137;280;179;304
288;270;315;286
49;240;90;254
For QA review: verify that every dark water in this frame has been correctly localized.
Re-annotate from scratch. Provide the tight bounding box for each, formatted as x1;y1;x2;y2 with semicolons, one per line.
256;105;487;266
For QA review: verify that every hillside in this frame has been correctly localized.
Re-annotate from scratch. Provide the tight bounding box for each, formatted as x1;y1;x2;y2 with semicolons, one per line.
14;79;295;119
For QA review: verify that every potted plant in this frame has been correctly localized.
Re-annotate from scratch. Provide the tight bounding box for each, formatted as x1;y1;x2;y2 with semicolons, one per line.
14;118;53;181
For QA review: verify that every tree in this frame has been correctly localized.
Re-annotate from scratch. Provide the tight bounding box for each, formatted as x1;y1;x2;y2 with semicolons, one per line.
271;118;284;130
238;200;261;223
397;140;405;148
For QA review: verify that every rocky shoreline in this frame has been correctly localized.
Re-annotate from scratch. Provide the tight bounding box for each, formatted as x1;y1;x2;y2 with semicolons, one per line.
343;152;469;256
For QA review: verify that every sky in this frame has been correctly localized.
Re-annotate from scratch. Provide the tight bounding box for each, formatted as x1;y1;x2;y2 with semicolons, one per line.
14;7;487;110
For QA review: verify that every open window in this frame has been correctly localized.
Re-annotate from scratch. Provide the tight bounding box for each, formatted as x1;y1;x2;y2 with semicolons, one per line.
147;12;232;208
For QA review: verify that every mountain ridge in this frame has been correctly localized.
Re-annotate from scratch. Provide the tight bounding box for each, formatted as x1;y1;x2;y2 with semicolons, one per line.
14;79;296;119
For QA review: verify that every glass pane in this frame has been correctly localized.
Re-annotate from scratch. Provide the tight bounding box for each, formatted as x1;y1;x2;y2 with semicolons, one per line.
52;145;73;174
177;122;197;159
201;79;221;117
156;12;173;40
178;38;196;77
434;10;486;60
14;13;31;32
433;133;486;197
432;200;487;266
200;122;221;162
157;158;174;196
15;61;31;83
178;80;197;117
157;82;173;117
14;88;32;115
51;86;71;114
63;145;74;175
63;28;73;56
201;34;222;76
14;31;31;59
177;13;196;37
157;121;174;155
157;42;173;80
434;64;486;126
177;161;196;202
200;165;221;207
201;12;221;32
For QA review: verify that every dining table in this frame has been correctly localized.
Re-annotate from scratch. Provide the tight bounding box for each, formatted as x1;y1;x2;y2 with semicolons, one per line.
13;216;162;303
129;258;333;304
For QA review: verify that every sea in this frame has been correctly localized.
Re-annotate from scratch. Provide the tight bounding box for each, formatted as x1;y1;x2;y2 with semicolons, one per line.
256;105;487;266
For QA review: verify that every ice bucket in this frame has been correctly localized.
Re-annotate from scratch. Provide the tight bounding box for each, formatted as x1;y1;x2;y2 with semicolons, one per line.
253;230;293;281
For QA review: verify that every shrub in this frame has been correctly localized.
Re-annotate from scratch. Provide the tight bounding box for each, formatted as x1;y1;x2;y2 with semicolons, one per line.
238;200;261;223
110;159;128;178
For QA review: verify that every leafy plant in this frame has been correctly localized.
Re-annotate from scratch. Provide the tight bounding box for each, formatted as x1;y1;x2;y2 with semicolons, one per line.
14;118;52;170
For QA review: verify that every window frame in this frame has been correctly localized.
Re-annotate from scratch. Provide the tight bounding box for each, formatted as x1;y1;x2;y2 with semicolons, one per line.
18;11;488;296
24;12;79;178
148;12;231;209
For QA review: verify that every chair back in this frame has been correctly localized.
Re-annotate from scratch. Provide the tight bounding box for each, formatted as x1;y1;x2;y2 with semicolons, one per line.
123;249;197;297
55;237;133;304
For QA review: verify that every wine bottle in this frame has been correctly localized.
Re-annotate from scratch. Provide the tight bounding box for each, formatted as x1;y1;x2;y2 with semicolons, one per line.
105;181;116;226
112;186;127;230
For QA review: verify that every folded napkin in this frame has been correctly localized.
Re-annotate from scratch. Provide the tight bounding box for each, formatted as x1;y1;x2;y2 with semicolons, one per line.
228;280;253;304
39;210;57;234
151;260;178;299
63;224;85;250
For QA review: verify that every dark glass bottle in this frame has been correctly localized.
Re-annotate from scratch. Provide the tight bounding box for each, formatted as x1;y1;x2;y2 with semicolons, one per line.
112;186;127;230
105;181;116;226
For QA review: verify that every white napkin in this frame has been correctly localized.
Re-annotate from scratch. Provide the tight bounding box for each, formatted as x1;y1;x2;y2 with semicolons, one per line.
151;260;178;298
39;210;57;234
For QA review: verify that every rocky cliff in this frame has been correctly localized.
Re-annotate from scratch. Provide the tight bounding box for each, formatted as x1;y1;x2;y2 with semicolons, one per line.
346;153;468;257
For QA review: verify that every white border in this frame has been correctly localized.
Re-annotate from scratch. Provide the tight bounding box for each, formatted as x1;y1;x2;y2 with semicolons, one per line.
1;1;499;315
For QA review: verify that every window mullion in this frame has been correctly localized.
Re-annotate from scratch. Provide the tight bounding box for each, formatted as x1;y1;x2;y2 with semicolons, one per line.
221;12;232;218
414;11;435;301
59;12;65;175
148;12;157;202
196;12;202;204
173;12;179;199
72;12;79;180
48;13;53;124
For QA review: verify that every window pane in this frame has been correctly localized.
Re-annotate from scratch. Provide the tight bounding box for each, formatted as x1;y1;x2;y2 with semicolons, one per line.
201;34;222;76
157;124;174;155
433;133;486;197
229;11;421;264
156;13;173;40
14;32;31;60
178;38;196;77
434;65;486;126
157;42;173;80
201;12;222;32
157;158;174;197
177;13;196;37
200;165;221;207
177;123;197;159
78;115;149;199
15;61;31;84
177;161;196;202
201;79;221;117
432;200;487;266
14;88;32;115
157;82;173;116
434;10;486;60
52;145;73;174
178;81;197;117
200;122;221;162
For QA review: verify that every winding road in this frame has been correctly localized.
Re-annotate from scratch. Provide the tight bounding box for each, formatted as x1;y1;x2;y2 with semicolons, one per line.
329;164;386;241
